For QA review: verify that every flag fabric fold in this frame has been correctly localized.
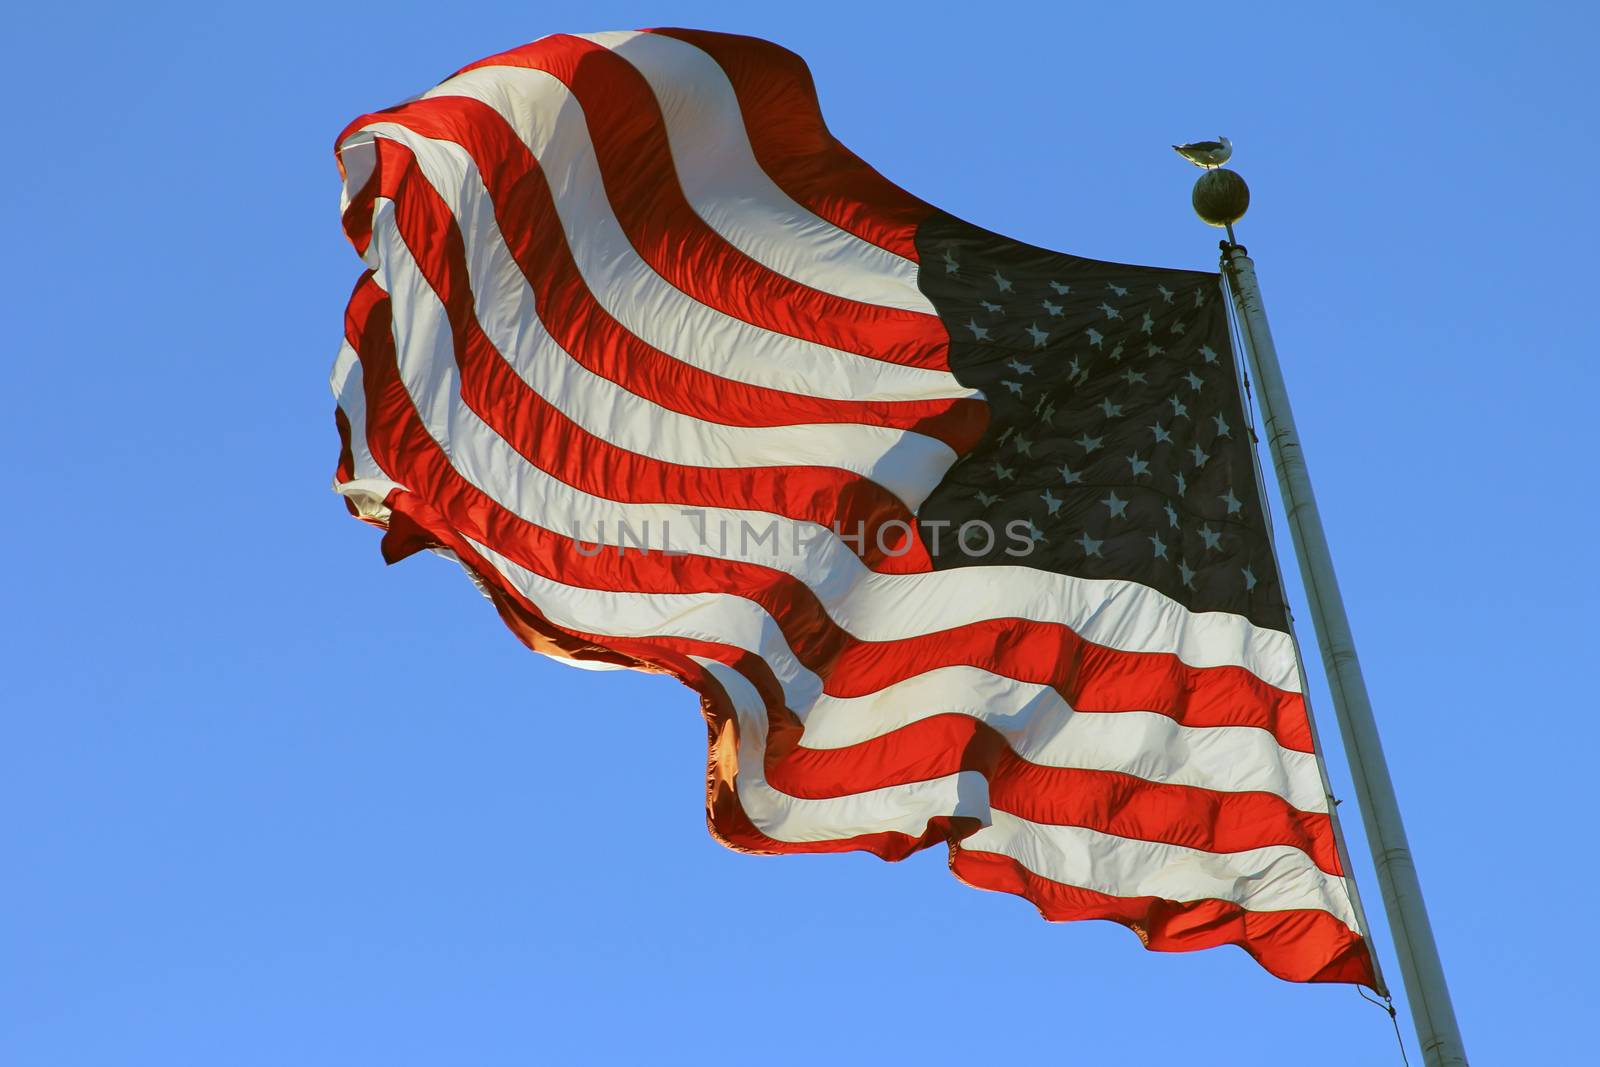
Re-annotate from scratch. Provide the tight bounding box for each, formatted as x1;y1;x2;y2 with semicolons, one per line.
330;27;1376;986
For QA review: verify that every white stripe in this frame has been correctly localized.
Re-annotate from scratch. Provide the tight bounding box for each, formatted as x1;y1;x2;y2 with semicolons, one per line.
357;73;966;404
572;31;934;314
330;342;404;518
698;657;1354;929
355;140;955;506
796;667;1327;811
363;222;1300;690
698;657;990;841
960;811;1358;929
337;141;380;271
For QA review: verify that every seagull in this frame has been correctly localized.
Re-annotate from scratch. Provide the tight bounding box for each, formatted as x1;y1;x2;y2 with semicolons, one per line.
1173;136;1232;169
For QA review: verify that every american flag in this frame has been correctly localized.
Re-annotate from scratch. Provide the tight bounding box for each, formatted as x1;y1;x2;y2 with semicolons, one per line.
331;28;1376;986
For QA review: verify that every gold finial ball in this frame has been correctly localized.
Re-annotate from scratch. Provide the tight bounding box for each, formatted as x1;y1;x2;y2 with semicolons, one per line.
1192;168;1250;228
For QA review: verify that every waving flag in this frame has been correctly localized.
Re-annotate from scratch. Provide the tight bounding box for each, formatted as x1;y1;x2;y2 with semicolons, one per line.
330;28;1376;985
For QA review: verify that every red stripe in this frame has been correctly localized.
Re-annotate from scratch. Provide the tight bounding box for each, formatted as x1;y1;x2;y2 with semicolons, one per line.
360;498;1373;988
337;152;378;257
647;28;932;262
364;140;928;571
334;270;379;522
449;34;948;370
760;715;1341;874
951;848;1375;986
333;405;356;487
336;105;986;455
347;279;1312;752
823;620;1312;750
331;404;367;523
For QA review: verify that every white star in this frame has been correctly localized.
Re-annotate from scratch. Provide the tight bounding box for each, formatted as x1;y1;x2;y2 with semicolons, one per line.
1086;328;1104;348
1200;344;1219;364
1042;299;1064;317
1028;521;1048;545
1149;534;1169;559
1188;443;1209;466
976;490;999;507
1025;323;1049;348
1040;489;1063;516
1194;288;1206;308
1140;311;1155;334
1075;432;1104;453
1179;560;1197;588
1102;491;1129;518
1219;489;1242;515
965;319;989;340
1242;565;1258;591
1184;371;1204;391
1040;401;1057;421
1124;368;1147;386
1059;463;1083;485
1170;396;1189;419
1007;358;1035;376
1066;357;1082;377
1170;320;1186;335
1014;434;1033;456
1049;280;1072;294
1157;285;1174;304
1101;398;1123;418
1109;343;1126;362
993;460;1015;481
1098;303;1122;320
1150;421;1172;443
1165;502;1180;528
1077;531;1104;558
1199;524;1222;551
1213;413;1231;437
942;249;959;273
1128;452;1150;478
1003;380;1023;396
992;269;1013;292
1107;283;1129;297
1174;471;1188;495
1147;342;1165;358
981;299;1003;314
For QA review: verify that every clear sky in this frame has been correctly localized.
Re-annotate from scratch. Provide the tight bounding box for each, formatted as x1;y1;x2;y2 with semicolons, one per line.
4;2;1594;1063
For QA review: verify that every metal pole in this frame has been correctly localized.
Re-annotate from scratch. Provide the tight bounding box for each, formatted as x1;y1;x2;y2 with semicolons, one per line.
1220;243;1468;1067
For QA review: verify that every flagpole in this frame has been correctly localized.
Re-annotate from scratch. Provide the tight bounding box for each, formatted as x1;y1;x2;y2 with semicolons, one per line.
1191;168;1468;1067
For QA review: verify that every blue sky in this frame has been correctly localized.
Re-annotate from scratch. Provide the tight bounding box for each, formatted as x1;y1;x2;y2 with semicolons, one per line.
3;2;1594;1063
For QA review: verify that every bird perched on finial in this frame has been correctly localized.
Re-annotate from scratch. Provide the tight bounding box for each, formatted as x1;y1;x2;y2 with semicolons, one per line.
1173;136;1232;169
